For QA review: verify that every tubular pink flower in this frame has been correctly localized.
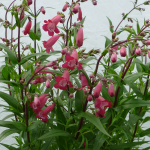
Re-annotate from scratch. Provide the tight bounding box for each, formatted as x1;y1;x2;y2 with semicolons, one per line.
62;50;82;70
135;48;141;55
46;80;51;88
35;66;50;74
35;103;55;122
77;9;82;21
111;53;117;63
76;27;83;47
120;47;126;57
95;96;112;118
47;61;56;67
27;0;32;6
42;15;62;36
43;35;60;53
72;4;80;14
62;3;68;12
22;21;32;35
93;82;102;98
20;11;25;20
41;7;45;14
34;96;40;106
54;70;73;90
108;84;115;97
79;74;89;88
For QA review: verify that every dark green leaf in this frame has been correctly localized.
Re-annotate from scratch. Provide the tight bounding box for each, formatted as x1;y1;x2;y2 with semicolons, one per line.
106;17;113;33
75;90;84;112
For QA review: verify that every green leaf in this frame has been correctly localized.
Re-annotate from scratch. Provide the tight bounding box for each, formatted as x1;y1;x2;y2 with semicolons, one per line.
136;20;141;34
0;91;22;111
41;138;54;150
38;129;71;140
103;36;111;48
0;129;19;142
75;90;84;112
129;114;141;126
20;15;30;27
107;141;148;149
138;128;150;137
79;112;110;137
106;17;114;33
0;43;18;64
2;66;10;80
28;120;42;131
0;80;19;87
0;143;19;150
124;72;147;84
78;16;86;25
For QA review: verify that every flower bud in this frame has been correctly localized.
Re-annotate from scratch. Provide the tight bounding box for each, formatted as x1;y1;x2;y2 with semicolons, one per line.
89;74;94;78
47;61;56;67
53;65;58;69
27;0;32;6
146;40;150;45
120;47;126;57
83;141;86;148
31;80;37;85
135;48;141;55
46;80;51;88
69;93;73;98
87;95;93;101
93;82;102;98
148;51;150;59
61;48;67;55
108;84;115;97
111;53;117;63
62;3;68;12
41;7;45;14
92;0;97;5
112;32;116;39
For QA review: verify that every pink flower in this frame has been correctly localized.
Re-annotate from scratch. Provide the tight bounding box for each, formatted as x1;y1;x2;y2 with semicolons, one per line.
46;80;51;88
20;11;25;20
76;27;83;47
148;51;150;59
72;4;80;14
41;7;45;14
22;21;32;35
95;96;112;118
43;35;60;53
120;47;126;57
111;53;117;63
27;0;32;6
77;9;82;21
62;3;68;12
54;70;73;90
93;82;102;98
108;84;115;97
146;40;150;45
34;96;40;106
62;50;82;70
79;73;89;88
36;103;55;122
135;48;141;55
30;94;49;113
42;15;62;36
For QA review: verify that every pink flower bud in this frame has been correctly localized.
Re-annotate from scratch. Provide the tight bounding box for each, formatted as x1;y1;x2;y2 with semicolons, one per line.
89;74;94;78
135;48;141;55
47;61;56;67
12;38;15;42
146;40;150;45
62;3;68;12
148;51;150;59
93;82;102;98
31;80;37;85
69;93;73;98
27;0;32;6
77;9;82;21
72;4;80;14
22;21;32;35
111;53;117;63
61;48;67;55
25;45;29;49
53;65;57;69
83;141;86;148
120;47;126;57
112;32;116;39
92;1;97;5
2;38;6;42
108;84;115;97
41;7;45;14
87;95;93;101
46;80;51;88
76;27;83;47
34;96;40;106
47;75;52;80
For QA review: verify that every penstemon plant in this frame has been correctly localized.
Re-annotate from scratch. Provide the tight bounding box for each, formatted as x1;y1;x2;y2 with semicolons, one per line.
0;0;150;149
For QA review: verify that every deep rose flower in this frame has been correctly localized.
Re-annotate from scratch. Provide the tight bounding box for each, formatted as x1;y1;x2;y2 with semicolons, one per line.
111;53;117;63
30;94;49;113
77;9;82;21
108;84;115;97
72;4;80;14
35;103;55;122
148;51;150;59
22;21;32;35
120;47;126;57
135;48;141;55
95;96;112;118
62;3;68;12
76;27;83;47
93;82;102;98
43;34;60;53
62;50;82;70
27;0;32;6
41;7;45;14
54;70;73;90
42;15;62;36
